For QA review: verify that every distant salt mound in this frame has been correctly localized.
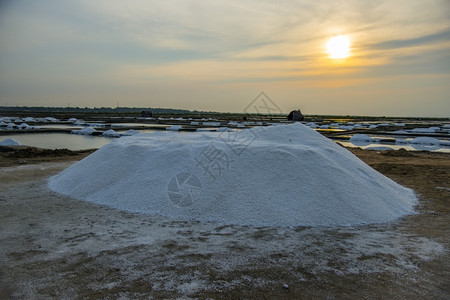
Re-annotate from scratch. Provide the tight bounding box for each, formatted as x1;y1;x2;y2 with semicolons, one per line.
166;125;182;131
411;137;440;145
48;123;417;227
411;137;441;151
71;127;96;135
102;129;120;137
0;138;22;146
350;134;376;146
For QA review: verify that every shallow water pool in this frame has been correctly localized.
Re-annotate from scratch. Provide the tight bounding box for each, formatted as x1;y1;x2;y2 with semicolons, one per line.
0;133;114;150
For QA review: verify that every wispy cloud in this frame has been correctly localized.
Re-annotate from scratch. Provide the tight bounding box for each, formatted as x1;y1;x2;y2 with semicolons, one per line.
370;30;450;50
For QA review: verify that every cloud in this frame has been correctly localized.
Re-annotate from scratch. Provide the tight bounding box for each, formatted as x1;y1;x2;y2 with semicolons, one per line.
370;29;450;50
0;0;449;116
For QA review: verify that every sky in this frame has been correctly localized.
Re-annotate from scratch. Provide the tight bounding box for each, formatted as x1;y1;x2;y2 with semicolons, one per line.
0;0;449;117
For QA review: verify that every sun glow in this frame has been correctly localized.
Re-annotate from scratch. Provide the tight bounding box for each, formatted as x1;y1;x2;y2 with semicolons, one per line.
326;35;351;59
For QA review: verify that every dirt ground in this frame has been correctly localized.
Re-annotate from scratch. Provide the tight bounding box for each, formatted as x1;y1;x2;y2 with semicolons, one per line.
0;146;449;299
0;146;95;167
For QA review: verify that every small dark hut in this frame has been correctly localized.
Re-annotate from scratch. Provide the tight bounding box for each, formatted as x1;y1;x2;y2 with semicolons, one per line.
287;109;304;121
141;110;153;117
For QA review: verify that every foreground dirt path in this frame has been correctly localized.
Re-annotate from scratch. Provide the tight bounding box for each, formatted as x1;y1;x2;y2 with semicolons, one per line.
0;147;449;298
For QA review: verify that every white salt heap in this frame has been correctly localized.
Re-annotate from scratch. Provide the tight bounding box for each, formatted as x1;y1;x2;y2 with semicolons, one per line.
102;129;121;137
0;138;22;146
49;123;417;227
71;127;96;135
350;134;376;146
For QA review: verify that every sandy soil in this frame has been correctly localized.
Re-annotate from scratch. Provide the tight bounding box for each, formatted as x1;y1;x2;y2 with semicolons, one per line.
0;146;95;168
0;147;449;299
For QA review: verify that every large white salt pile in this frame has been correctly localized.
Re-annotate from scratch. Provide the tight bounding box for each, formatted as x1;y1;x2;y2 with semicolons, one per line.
48;123;417;227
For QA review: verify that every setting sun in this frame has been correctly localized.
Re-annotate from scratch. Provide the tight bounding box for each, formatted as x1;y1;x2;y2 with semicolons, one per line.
326;35;351;59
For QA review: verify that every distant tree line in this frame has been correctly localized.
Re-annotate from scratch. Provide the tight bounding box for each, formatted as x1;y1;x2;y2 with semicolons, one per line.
0;106;198;114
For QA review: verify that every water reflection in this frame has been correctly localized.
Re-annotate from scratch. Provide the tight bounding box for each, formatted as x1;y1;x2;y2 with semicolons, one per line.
0;133;113;150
